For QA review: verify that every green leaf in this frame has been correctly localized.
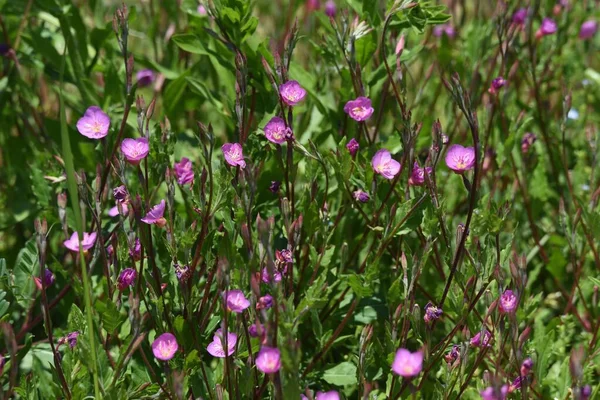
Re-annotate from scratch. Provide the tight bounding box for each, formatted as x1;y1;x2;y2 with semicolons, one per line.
13;238;38;308
95;299;125;334
322;361;358;386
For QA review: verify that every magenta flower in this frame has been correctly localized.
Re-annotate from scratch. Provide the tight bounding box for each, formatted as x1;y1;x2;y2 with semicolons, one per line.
58;331;80;349
262;267;284;283
34;268;55;290
346;138;359;156
423;302;443;324
324;0;336;17
470;329;493;348
536;18;557;38
121;137;149;165
129;238;142;261
108;203;129;217
521;132;536;153
512;8;527;25
408;162;432;186
152;333;179;361
353;189;370;203
264;116;292;144
249;324;259;337
279;80;307;106
136;69;155;87
269;181;281;193
371;149;401;179
520;358;533;376
315;391;340;400
257;294;274;310
76;106;111;139
117;268;137;291
579;20;598;40
498;289;518;314
508;376;524;393
174;263;191;283
113;185;129;203
344;96;374;122
391;348;423;378
433;23;456;38
224;289;250;313
444;345;460;365
207;329;237;358
141;200;166;227
255;346;281;373
480;385;508;400
488;77;506;94
581;385;592;400
277;249;293;264
222;143;246;168
197;4;207;15
174;158;195;185
445;144;476;173
63;232;97;252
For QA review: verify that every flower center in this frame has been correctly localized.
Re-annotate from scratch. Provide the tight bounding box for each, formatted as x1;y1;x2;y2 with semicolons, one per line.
92;121;102;133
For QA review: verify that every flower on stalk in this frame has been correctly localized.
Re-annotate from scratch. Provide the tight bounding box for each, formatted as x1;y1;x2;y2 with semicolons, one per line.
423;302;443;324
224;289;250;313
409;162;432;186
108;203;129;217
512;8;527;25
121;137;149;165
222;143;246;168
152;333;178;361
264;116;292;144
353;189;370;203
391;348;423;378
34;269;55;290
470;329;493;348
117;268;137;291
58;331;80;349
444;345;460;365
521;132;536;153
520;358;533;376
315;391;340;400
174;158;194;185
207;329;237;358
141;200;167;227
113;185;129;203
445;144;476;173
279;80;307;106
255;346;281;373
579;21;598;39
174;264;191;283
129;238;142;261
63;232;97;252
324;0;336;17
581;385;592;400
269;181;281;193
480;385;508;400
346;138;359;156
76;106;110;139
136;69;155;87
433;23;455;38
488;77;506;94
257;294;274;310
536;18;557;39
343;96;374;122
371;149;401;180
498;289;518;314
508;376;525;393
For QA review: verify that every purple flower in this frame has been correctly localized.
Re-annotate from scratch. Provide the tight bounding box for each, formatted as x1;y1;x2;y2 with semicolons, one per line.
152;333;178;361
408;162;432;186
257;294;274;310
579;20;598;40
262;266;284;283
117;268;137;291
536;18;557;38
315;391;340;400
136;69;155;87
499;289;518;314
480;385;508;400
141;200;166;227
324;0;336;17
581;385;592;400
343;96;374;122
197;4;207;15
121;137;149;165
256;346;281;373
66;331;80;349
224;290;250;313
129;238;142;261
509;376;524;393
222;143;246;168
63;232;97;252
264;116;292;144
371;149;401;179
277;249;293;264
433;23;456;38
353;189;370;203
174;264;191;283
470;329;493;348
423;302;443;324
269;181;281;193
279;80;307;106
207;329;237;357
520;358;534;376
391;348;423;378
113;185;129;203
108;203;129;217
445;144;476;173
521;132;537;153
35;268;55;290
512;8;527;25
76;106;111;139
174;158;194;185
249;324;259;338
346;138;359;156
488;77;506;94
0;43;10;56
444;345;460;365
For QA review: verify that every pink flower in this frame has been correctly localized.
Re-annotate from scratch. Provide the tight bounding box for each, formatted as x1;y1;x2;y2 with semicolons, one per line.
353;189;370;203
445;144;476;173
498;289;518;314
136;69;155;87
521;132;536;153
470;329;493;348
121;137;149;165
108;203;129;217
113;185;129;203
63;232;97;252
279;80;307;106
152;333;178;361
222;143;246;168
433;23;455;38
536;18;557;38
488;77;506;94
262;267;284;283
255;346;281;373
371;149;401;179
197;4;207;15
264;116;292;144
408;162;432;186
324;0;336;17
346;138;359;156
315;391;340;400
141;200;166;227
129;238;142;261
480;385;508;400
76;106;111;139
579;20;598;40
256;294;274;310
174;158;194;185
520;358;534;376
224;289;250;313
207;329;237;357
117;268;137;291
512;8;527;25
344;96;374;121
391;348;423;378
34;269;55;290
423;302;443;324
444;345;460;365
